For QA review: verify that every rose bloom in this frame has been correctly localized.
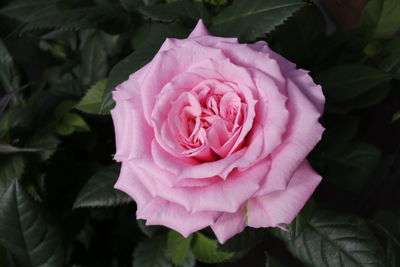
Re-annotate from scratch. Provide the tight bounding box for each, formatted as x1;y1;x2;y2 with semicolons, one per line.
112;20;324;243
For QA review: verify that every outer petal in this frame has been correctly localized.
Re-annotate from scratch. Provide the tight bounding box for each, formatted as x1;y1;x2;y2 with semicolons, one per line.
111;87;153;161
247;160;322;228
114;162;152;208
129;156;269;213
188;19;210;38
255;78;324;195
211;206;246;244
137;197;220;237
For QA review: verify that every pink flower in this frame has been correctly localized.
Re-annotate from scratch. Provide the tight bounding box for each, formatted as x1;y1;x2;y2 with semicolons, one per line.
112;20;324;243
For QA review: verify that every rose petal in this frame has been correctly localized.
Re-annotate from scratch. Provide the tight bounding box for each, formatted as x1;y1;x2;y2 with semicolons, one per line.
247;160;322;228
211;205;246;244
188;19;210;38
111;89;153;161
130;157;268;213
140;41;226;124
255;78;324;195
114;162;152;208
138;197;220;237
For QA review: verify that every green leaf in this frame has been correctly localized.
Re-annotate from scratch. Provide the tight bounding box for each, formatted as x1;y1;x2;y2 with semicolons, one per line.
139;1;210;22
316;142;381;193
315;64;392;105
0;0;50;21
271;5;326;68
0;40;21;105
137;220;165;238
119;0;145;13
321;115;360;147
361;0;400;39
275;210;388;267
167;230;193;266
0;244;5;267
25;132;60;161
81;32;108;87
218;227;266;253
265;252;290;267
192;233;233;264
55;112;90;136
101;22;190;113
0;180;65;267
392;111;400;122
370;221;400;267
133;235;172;267
0;143;40;154
379;39;400;75
0;155;25;199
73;164;131;208
210;0;306;41
337;81;392;109
75;79;107;114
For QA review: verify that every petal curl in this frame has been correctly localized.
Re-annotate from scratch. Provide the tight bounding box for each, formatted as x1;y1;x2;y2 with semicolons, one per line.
247;160;322;228
137;197;220;237
211;206;246;244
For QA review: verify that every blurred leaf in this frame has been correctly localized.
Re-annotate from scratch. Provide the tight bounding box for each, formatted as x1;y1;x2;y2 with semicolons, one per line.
55;112;90;136
139;1;210;22
210;0;306;41
0;245;4;267
0;180;65;267
321;115;360;146
0;107;32;138
315;64;392;105
101;22;190;113
275;209;388;267
0;40;21;104
265;252;290;267
120;0;162;12
370;221;400;267
25;132;60;161
338;81;392;109
137;220;165;238
392;111;400;122
218;227;266;252
81;32;107;87
167;230;193;266
272;5;326;68
0;143;40;154
75;79;107;114
119;0;145;13
0;155;25;199
0;0;104;32
133;235;172;267
361;0;400;40
0;0;50;21
192;233;233;264
73;164;131;208
316;142;381;193
379;39;400;75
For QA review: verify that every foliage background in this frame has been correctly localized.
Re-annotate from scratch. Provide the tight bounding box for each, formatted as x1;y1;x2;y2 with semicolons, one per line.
0;0;400;266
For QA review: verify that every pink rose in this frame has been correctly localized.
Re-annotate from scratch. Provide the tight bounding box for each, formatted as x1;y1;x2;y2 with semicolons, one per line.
112;20;324;243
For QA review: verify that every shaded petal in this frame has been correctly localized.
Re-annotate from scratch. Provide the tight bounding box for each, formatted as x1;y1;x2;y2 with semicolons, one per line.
188;19;210;38
111;88;153;161
255;78;324;196
130;158;268;213
247;160;322;228
137;197;220;237
211;206;246;244
114;162;152;208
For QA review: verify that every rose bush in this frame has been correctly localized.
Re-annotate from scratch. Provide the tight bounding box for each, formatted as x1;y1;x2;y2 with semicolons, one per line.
112;20;325;243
